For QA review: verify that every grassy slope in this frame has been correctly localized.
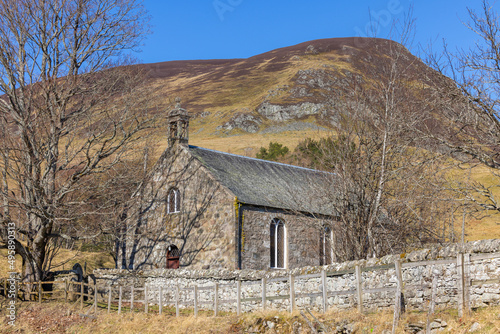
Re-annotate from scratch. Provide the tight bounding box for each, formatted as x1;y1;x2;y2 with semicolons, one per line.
0;246;114;278
189;128;332;156
459;165;500;241
1;301;499;334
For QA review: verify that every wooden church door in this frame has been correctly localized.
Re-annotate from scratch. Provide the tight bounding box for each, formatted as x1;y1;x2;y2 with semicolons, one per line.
166;245;180;269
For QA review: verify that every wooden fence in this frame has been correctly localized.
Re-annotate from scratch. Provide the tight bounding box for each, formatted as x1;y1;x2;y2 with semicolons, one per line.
0;279;97;311
2;253;500;319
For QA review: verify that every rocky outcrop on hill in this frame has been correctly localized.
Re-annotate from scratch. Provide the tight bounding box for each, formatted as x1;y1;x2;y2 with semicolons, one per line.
216;111;262;133
256;101;326;122
136;37;443;139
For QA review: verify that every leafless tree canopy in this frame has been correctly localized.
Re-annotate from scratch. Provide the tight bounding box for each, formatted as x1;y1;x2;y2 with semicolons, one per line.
291;16;452;261
0;0;152;281
423;0;500;217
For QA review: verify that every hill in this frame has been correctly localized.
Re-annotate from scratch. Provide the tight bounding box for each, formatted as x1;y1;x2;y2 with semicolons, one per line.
136;37;440;155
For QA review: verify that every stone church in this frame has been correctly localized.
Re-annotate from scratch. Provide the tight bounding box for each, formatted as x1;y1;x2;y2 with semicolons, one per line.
121;100;338;271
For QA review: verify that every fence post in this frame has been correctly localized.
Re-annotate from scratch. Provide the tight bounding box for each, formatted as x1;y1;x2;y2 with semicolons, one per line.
457;253;462;317
426;267;439;334
395;259;405;314
236;280;241;316
457;253;464;317
38;281;42;304
175;284;180;318
144;285;148;314
355;265;363;314
94;283;98;314
261;277;267;310
118;286;122;314
80;282;84;311
392;260;404;334
107;286;112;313
159;287;163;315
321;269;328;313
64;278;68;302
130;286;134;312
214;283;219;317
194;285;198;317
289;274;296;313
464;253;471;316
457;253;471;317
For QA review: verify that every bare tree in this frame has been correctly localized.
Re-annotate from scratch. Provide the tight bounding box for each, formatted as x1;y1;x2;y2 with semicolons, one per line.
67;141;157;268
0;0;152;282
292;16;452;261
296;127;447;262
422;0;500;224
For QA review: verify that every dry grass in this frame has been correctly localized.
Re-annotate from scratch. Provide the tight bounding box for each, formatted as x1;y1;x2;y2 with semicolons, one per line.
1;299;500;334
444;163;500;241
0;246;114;279
190;128;332;157
0;247;23;276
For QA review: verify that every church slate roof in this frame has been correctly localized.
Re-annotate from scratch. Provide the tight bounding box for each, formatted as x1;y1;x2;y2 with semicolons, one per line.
188;145;336;216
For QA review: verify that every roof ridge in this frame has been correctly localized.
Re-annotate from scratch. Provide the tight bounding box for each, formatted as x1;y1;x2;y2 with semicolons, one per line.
188;145;329;174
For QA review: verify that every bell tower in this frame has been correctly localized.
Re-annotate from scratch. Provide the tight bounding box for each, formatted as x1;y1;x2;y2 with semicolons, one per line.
167;97;190;147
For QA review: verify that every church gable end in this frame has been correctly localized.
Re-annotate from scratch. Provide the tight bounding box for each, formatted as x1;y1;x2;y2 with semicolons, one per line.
119;102;237;271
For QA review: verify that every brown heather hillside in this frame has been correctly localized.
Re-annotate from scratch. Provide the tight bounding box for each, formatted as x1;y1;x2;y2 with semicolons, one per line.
135;37;440;156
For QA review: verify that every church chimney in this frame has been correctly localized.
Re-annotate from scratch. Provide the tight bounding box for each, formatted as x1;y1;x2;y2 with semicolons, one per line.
167;97;190;147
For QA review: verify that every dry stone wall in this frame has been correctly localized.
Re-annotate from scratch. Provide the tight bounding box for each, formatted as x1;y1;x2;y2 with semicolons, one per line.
95;239;500;313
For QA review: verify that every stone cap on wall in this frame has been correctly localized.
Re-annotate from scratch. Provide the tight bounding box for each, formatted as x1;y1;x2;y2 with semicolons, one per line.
94;239;500;281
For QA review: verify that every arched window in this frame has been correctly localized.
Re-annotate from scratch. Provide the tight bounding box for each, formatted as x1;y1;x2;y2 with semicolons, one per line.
166;244;180;269
270;218;286;269
320;226;333;265
167;188;180;213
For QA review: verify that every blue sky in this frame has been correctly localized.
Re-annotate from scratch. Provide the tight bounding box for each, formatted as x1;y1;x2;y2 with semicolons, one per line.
138;0;497;64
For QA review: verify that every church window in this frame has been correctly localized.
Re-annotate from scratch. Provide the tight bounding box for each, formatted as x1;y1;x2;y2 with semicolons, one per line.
320;226;333;265
167;188;180;213
270;218;286;269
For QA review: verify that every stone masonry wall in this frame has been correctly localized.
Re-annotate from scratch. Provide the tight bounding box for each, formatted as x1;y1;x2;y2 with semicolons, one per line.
96;239;500;313
122;145;236;270
241;207;328;270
